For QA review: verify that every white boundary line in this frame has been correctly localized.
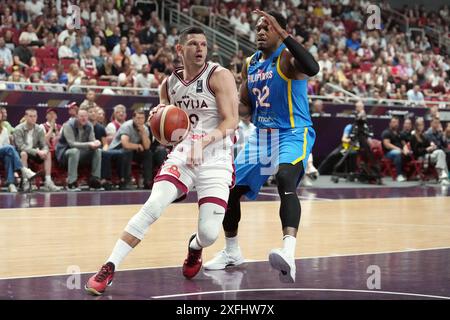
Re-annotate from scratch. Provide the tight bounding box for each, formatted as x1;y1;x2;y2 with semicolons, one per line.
1;246;450;280
151;288;450;300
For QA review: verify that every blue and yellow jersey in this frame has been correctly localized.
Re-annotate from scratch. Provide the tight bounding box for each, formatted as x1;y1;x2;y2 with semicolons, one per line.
246;44;312;129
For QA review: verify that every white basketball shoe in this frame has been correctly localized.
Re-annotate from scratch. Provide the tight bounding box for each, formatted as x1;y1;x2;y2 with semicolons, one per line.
268;248;296;283
204;248;245;270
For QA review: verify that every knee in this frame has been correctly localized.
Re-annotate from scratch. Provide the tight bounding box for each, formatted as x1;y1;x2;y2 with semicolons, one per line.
276;168;296;192
198;221;221;248
66;148;80;157
4;145;14;154
125;199;164;240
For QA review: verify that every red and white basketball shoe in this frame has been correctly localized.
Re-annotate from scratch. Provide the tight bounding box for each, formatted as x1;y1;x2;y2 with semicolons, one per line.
182;234;203;279
85;262;115;296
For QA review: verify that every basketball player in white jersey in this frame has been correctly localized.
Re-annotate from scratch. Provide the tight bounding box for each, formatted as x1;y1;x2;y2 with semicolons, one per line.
85;27;239;295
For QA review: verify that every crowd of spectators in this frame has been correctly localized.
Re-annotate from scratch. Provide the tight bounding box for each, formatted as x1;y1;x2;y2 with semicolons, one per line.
0;0;448;103
205;0;450;104
0;0;180;95
0;98;168;192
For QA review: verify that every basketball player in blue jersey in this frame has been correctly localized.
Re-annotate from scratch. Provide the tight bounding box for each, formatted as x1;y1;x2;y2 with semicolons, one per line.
205;10;319;283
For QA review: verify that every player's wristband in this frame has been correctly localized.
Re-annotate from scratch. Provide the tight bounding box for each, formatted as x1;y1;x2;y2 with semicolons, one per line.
282;36;320;77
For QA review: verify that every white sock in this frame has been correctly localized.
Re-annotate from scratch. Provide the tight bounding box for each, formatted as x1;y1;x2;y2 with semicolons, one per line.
189;235;202;250
225;236;239;253
45;175;52;183
106;239;133;269
283;235;296;258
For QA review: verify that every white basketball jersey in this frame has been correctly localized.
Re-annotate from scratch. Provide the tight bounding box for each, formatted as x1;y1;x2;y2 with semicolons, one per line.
166;62;234;153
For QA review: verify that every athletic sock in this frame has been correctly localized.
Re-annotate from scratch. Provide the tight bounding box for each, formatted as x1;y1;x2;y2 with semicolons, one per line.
283;235;296;258
225;235;239;254
189;235;202;250
106;239;133;269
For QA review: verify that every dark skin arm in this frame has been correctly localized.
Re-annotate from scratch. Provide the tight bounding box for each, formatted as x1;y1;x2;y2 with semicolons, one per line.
238;61;252;118
254;9;318;80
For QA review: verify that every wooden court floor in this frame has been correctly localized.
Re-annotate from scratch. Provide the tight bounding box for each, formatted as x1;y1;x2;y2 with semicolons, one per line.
1;197;450;279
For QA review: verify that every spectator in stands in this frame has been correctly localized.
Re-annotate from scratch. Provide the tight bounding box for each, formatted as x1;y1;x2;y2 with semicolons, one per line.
65;101;79;122
7;70;26;90
346;31;361;51
138;20;156;45
90;36;106;60
80;50;98;78
80;26;92;50
57;27;76;46
67;63;85;87
424;79;448;100
19;23;40;46
86;105;107;147
14;2;30;29
0;110;37;193
105;104;127;146
234;15;252;38
44;70;64;92
98;56;120;80
113;40;131;70
13;108;60;191
382;116;408;182
80;90;99;110
0;37;13;68
407;85;425;106
57;6;70;30
71;35;85;60
96;107;107;127
13;38;33;70
400;118;413;145
425;117;449;167
105;1;120;26
56;109;102;191
40;107;61;152
167;26;179;46
0;107;14;135
0;58;9;81
91;5;106;30
135;64;156;94
25;0;44;20
410;117;449;185
130;45;149;72
108;109;152;189
0;6;15;29
58;37;75;59
106;25;122;52
150;49;168;74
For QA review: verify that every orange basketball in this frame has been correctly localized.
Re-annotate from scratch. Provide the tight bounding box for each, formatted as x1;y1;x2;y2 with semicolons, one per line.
149;105;190;146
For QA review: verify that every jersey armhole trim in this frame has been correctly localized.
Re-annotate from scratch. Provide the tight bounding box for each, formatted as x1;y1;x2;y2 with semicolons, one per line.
206;65;219;97
276;51;289;82
164;76;170;104
246;54;255;73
